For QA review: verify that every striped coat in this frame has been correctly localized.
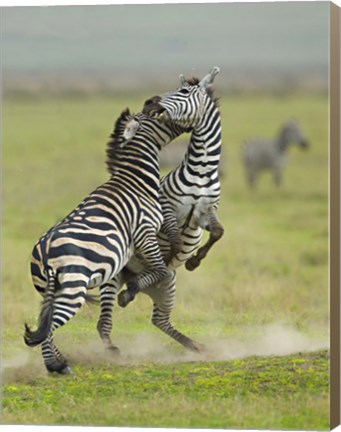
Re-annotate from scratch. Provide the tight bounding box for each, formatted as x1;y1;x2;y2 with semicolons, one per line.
25;108;186;373
98;68;224;353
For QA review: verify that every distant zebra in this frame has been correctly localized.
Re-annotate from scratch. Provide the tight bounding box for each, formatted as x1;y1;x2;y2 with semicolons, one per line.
242;121;309;189
96;67;223;353
25;108;189;374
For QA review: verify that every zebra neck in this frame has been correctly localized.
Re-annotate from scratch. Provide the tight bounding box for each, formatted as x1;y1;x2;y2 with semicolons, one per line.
275;131;290;153
108;168;160;201
184;106;221;174
108;143;162;199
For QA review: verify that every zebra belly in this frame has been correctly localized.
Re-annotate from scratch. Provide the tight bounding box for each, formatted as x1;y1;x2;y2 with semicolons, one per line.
244;145;284;171
177;196;217;229
125;254;146;274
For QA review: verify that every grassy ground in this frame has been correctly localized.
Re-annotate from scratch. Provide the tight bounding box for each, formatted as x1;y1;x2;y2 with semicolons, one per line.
3;350;329;428
2;92;329;428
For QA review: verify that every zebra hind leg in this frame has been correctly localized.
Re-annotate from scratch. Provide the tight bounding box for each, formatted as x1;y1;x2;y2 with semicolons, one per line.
147;272;206;353
97;280;121;354
43;284;87;374
152;305;205;352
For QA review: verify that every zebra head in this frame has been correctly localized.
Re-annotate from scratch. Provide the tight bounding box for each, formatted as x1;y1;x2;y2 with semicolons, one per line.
278;121;310;152
143;67;220;128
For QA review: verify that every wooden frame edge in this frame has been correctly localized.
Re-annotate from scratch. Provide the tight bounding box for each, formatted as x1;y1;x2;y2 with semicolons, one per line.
330;1;340;430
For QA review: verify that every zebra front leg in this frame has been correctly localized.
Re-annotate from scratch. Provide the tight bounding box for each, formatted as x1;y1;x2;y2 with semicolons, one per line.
185;208;224;271
97;278;122;354
117;264;170;308
118;230;170;308
160;206;182;266
146;272;206;352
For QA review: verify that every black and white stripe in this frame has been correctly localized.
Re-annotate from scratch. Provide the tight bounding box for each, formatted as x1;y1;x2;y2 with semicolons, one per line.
25;108;187;373
242;121;309;188
98;67;224;353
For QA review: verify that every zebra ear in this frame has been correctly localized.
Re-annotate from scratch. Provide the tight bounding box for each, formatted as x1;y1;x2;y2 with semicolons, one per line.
199;66;220;90
121;118;140;146
179;74;186;87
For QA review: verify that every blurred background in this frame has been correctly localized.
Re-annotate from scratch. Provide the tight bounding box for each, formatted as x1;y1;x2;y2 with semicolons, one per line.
2;1;330;390
3;2;328;95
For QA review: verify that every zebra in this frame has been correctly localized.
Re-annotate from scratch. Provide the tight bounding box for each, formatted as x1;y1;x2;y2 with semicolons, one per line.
96;67;224;353
242;121;309;189
24;107;190;374
159;139;226;178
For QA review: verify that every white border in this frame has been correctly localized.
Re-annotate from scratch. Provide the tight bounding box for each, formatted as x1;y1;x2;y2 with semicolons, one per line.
1;1;340;432
0;0;338;7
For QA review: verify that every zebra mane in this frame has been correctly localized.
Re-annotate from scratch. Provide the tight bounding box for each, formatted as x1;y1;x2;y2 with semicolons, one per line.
185;77;220;109
185;77;200;86
106;108;137;174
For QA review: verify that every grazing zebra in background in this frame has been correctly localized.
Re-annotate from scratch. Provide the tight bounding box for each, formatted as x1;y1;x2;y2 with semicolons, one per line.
97;67;223;354
25;108;189;374
242;121;309;189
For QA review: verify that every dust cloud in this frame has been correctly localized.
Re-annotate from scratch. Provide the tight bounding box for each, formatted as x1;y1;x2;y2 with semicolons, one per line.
113;323;328;363
2;323;328;383
1;349;46;383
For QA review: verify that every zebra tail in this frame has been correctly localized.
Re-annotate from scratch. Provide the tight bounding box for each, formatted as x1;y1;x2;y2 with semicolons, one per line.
24;267;56;347
85;293;100;306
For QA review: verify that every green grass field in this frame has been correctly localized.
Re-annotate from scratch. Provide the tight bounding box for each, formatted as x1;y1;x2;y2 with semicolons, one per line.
2;92;330;429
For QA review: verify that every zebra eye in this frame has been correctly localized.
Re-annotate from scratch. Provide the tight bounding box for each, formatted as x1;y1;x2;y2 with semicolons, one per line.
179;88;191;95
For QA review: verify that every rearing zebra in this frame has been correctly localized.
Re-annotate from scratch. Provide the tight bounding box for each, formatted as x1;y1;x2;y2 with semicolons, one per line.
25;107;189;374
97;67;224;353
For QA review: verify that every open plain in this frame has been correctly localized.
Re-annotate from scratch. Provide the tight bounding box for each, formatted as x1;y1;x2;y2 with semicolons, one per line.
2;92;329;428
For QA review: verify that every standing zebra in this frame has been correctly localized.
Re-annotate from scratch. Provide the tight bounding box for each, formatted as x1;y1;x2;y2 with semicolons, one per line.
242;121;309;189
25;107;189;374
97;67;224;353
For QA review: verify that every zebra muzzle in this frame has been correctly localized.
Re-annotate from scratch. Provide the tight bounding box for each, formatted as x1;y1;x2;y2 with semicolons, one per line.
142;96;168;121
157;111;166;121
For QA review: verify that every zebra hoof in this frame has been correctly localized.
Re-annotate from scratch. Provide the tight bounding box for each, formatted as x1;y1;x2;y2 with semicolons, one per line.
47;363;72;375
117;290;133;308
185;257;200;271
187;341;207;353
107;346;121;356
